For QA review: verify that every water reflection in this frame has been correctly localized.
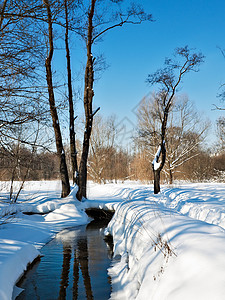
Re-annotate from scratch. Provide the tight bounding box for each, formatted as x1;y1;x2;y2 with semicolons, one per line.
58;238;94;300
76;238;93;300
73;249;79;300
17;221;112;300
58;245;72;299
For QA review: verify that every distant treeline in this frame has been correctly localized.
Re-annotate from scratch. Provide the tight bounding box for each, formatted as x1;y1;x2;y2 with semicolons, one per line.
1;143;225;184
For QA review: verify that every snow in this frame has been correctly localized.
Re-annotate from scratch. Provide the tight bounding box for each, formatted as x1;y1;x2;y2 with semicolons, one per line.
87;182;225;300
160;183;225;228
107;198;225;300
2;180;225;299
0;240;39;300
0;181;88;300
152;145;162;170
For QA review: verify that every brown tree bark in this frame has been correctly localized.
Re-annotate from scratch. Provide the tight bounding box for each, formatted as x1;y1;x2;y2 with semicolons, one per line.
169;167;173;185
153;170;161;194
64;0;78;185
76;0;96;201
43;0;70;198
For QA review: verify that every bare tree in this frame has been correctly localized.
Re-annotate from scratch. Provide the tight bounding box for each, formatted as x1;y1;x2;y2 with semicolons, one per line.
88;115;115;184
10;123;40;203
137;94;209;184
88;115;130;183
215;46;225;108
43;0;70;198
146;46;204;193
76;0;152;200
0;0;44;134
64;0;79;185
0;0;79;198
0;0;56;198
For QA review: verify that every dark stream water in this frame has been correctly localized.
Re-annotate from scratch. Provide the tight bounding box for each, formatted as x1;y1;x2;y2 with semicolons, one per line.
16;220;113;300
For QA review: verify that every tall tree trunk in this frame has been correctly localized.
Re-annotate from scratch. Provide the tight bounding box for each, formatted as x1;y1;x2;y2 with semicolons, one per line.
10;141;20;202
77;0;96;201
153;169;160;194
169;167;173;184
77;129;92;200
152;104;168;194
64;0;78;185
43;0;70;198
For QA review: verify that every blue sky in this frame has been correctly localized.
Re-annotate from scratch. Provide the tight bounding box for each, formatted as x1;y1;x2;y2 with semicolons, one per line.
58;0;225;146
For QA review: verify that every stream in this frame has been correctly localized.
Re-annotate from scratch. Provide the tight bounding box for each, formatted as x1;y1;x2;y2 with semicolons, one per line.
16;220;113;300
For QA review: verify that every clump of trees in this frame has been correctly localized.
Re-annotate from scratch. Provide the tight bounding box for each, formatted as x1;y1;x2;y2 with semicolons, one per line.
2;118;225;192
88;115;130;183
0;146;59;181
2;1;225;200
0;0;152;200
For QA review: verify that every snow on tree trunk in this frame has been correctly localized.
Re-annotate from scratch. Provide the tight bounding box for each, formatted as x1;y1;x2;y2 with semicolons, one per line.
152;142;166;194
152;145;162;194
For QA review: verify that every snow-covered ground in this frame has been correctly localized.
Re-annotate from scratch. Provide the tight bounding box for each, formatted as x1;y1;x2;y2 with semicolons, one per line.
0;181;88;300
105;185;225;300
161;183;225;228
1;181;225;299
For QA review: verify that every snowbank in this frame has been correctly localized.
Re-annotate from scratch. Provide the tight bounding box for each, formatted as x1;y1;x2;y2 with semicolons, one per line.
0;182;88;300
107;198;225;300
161;183;225;228
0;240;40;300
